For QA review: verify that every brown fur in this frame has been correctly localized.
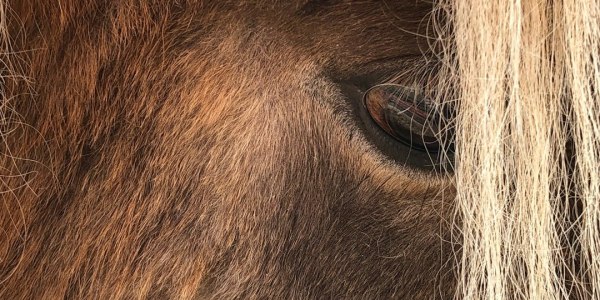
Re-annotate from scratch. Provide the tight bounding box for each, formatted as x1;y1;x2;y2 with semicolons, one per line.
0;1;455;298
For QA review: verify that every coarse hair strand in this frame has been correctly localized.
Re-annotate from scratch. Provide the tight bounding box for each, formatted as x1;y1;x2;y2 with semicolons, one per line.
434;0;600;298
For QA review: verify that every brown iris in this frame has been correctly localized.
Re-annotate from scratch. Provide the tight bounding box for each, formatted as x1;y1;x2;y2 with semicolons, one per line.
363;84;450;154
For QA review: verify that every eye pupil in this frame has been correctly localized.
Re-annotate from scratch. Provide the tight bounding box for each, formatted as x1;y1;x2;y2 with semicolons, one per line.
363;84;451;154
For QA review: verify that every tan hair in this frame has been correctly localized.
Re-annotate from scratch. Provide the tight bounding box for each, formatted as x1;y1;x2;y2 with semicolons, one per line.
435;0;600;298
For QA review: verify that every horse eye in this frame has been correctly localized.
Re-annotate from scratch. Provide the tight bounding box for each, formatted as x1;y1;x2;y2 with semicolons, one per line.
363;84;450;154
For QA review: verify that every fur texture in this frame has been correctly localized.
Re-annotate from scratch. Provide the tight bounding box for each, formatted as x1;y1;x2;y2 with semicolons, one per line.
7;0;598;299
0;1;456;299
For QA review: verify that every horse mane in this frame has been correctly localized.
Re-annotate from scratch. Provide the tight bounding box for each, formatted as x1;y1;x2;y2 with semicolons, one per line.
435;0;600;298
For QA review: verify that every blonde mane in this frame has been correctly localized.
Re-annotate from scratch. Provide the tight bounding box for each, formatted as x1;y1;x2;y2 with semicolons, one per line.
436;0;600;298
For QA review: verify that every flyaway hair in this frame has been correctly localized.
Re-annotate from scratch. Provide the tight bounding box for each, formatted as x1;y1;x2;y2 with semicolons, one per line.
435;0;600;298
